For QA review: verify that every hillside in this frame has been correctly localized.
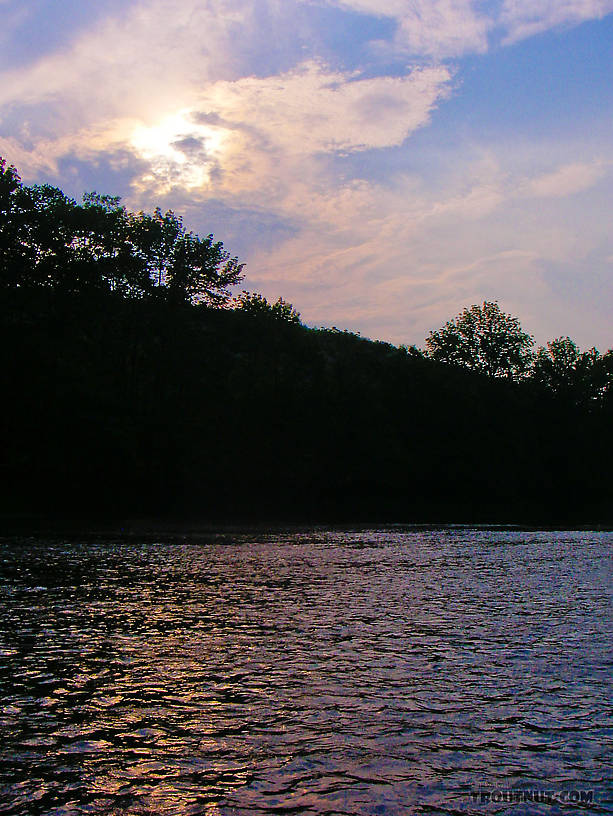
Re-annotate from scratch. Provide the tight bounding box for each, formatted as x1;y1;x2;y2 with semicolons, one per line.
2;287;611;523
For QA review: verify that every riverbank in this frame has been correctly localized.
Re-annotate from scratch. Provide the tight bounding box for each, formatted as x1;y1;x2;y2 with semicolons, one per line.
3;514;612;538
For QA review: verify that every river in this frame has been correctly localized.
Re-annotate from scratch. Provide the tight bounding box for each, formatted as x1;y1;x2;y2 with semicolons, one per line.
0;528;611;815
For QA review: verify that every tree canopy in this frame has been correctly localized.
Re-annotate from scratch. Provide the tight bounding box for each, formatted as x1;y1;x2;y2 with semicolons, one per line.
533;336;612;407
234;291;301;324
425;300;535;380
0;157;243;305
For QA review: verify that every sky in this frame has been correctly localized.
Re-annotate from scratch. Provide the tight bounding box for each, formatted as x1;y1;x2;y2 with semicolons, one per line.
1;0;612;349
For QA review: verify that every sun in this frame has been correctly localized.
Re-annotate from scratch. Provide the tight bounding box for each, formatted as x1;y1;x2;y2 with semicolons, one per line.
130;109;227;190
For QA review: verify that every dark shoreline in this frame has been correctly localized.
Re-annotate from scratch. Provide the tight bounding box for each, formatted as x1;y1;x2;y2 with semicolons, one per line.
2;515;612;539
4;288;612;530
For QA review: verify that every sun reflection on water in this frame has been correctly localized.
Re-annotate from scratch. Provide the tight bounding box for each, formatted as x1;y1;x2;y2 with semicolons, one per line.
0;531;611;814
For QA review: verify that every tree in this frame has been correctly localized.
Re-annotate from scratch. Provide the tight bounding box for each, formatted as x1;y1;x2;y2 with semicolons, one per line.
533;336;612;406
234;291;301;324
0;157;244;304
128;207;245;305
0;160;23;281
425;300;534;379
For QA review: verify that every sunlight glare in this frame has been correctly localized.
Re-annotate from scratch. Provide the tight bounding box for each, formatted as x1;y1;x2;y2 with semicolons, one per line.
130;110;227;190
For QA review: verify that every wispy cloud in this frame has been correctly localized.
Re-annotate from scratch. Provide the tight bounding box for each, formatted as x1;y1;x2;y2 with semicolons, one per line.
523;160;610;198
500;0;613;44
315;0;613;55
0;0;247;113
124;62;453;201
322;0;490;57
1;0;612;349
198;63;452;155
395;0;491;56
0;34;452;197
237;143;613;347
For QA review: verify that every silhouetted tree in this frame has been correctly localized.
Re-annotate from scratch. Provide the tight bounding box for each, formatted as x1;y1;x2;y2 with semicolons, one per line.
0;157;244;303
425;300;534;379
234;291;301;323
533;336;613;407
0;159;28;285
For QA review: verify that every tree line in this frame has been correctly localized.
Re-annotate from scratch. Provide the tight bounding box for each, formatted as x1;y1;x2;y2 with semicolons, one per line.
425;300;613;407
1;159;243;304
1;158;612;523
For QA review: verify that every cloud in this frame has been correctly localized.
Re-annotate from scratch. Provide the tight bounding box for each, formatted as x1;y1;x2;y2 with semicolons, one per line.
189;61;452;165
0;1;244;114
523;161;610;198
1;0;612;351
0;51;452;200
315;0;490;57
500;0;613;44
390;0;491;57
314;0;613;55
235;138;613;349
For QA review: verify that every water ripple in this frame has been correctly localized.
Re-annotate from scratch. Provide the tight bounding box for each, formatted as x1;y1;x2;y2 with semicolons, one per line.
0;529;611;814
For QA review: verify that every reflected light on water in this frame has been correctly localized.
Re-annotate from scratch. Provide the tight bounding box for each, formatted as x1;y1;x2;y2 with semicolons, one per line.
0;529;611;815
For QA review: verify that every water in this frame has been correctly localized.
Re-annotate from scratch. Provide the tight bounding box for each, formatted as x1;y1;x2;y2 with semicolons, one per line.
0;528;611;815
